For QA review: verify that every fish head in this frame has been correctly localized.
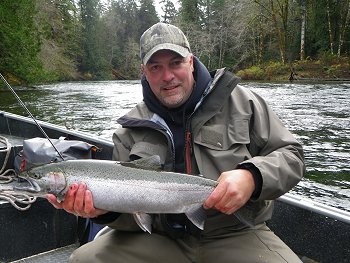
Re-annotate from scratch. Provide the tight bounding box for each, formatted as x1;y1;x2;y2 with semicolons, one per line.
15;170;67;197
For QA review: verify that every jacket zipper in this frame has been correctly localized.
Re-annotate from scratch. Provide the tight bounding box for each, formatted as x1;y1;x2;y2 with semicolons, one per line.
183;78;216;175
185;130;192;174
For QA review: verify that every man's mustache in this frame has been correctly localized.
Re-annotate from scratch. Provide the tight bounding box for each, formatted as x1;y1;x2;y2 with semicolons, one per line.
160;82;182;89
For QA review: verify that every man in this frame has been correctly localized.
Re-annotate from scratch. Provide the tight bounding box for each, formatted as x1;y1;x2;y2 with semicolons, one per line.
48;22;305;263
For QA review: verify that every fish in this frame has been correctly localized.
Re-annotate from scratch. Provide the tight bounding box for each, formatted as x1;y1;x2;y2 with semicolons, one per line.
11;155;219;233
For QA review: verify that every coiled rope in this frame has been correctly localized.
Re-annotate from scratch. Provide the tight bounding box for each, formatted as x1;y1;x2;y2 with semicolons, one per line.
0;135;15;183
0;135;36;210
0;191;37;211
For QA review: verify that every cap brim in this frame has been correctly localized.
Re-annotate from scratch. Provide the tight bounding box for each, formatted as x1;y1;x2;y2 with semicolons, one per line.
143;43;190;65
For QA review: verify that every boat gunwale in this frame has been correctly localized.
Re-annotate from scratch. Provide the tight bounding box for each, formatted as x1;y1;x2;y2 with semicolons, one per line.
1;110;350;225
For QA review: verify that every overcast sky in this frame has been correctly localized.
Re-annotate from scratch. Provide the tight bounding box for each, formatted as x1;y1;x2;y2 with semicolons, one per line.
152;0;179;17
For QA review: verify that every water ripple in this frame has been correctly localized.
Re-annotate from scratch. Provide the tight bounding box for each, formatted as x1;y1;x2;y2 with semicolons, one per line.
1;81;349;210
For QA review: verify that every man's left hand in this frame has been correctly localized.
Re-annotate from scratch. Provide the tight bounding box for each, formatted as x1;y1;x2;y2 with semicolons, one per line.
203;169;255;214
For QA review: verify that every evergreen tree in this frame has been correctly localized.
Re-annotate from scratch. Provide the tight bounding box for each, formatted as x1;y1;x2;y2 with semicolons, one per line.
1;0;349;82
0;1;46;84
79;0;109;79
160;0;178;23
107;0;140;78
179;0;201;25
138;0;159;36
35;0;80;80
306;0;330;57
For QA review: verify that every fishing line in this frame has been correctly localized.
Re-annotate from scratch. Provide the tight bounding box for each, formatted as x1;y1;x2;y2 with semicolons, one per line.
0;73;65;161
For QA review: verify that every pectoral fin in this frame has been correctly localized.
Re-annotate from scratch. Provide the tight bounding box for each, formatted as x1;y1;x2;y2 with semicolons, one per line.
185;205;207;230
133;212;152;234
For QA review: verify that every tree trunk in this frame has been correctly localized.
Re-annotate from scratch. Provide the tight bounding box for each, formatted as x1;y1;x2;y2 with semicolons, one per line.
269;0;286;64
326;0;334;54
338;0;350;57
300;0;306;60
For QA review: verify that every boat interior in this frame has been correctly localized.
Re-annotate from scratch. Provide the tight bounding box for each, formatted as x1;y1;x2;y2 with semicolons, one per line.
0;111;349;263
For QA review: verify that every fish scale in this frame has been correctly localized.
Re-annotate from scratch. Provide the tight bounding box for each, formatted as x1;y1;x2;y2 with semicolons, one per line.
14;157;218;233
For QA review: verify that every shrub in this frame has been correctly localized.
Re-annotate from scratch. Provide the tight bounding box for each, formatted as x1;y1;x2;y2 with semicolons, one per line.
236;66;265;80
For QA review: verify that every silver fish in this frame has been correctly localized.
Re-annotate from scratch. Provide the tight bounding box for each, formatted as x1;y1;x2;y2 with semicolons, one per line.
12;156;218;233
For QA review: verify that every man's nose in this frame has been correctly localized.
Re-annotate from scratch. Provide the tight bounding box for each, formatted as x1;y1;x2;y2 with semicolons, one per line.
162;67;175;82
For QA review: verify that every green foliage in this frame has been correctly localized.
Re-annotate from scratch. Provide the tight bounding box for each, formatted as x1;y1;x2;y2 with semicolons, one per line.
318;53;350;77
237;61;290;81
265;61;289;78
236;66;265;80
138;0;159;36
1;0;349;83
319;52;341;67
79;0;101;77
105;0;159;78
179;0;201;24
35;0;80;81
306;0;330;57
160;0;178;23
0;1;50;84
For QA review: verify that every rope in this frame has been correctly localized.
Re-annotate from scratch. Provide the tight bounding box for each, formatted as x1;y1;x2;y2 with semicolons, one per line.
0;135;16;183
0;191;37;211
0;135;36;211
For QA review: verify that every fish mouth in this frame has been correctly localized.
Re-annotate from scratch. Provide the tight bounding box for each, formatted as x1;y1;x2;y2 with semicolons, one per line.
14;177;42;193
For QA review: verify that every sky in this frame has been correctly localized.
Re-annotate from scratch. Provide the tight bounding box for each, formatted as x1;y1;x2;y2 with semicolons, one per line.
154;0;179;17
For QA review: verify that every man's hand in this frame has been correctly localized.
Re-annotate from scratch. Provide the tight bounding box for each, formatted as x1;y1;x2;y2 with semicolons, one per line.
203;169;255;214
47;182;108;218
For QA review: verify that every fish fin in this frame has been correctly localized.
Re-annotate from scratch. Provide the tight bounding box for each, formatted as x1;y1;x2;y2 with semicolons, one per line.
133;212;152;234
56;193;65;203
185;206;207;230
120;155;162;171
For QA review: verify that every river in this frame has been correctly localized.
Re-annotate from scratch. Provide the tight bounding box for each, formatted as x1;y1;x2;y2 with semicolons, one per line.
1;80;349;211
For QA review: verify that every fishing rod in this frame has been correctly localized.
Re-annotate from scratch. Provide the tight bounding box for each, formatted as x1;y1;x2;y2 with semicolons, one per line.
0;73;65;161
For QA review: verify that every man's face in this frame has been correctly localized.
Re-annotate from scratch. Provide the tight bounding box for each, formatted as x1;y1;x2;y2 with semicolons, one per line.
141;50;195;109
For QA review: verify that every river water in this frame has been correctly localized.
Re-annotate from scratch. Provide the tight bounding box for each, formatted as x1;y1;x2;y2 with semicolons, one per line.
1;81;349;211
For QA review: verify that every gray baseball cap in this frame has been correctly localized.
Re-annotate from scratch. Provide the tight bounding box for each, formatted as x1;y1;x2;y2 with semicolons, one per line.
140;22;191;65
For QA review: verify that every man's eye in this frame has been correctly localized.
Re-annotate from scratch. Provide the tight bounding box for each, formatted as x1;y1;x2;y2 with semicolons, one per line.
171;60;182;67
150;65;160;71
173;60;182;65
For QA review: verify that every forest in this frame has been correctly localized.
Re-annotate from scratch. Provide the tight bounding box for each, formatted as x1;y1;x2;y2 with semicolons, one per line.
0;0;350;85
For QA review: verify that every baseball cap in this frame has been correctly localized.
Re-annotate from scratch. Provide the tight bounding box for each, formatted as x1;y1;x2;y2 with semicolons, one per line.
140;22;191;65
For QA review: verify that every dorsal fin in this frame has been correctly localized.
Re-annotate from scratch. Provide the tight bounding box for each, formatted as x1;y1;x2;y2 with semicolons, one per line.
119;155;163;171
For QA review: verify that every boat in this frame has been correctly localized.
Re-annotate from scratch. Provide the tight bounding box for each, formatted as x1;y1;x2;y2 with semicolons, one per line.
0;110;349;263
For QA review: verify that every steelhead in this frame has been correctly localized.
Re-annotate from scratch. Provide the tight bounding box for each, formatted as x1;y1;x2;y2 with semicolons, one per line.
13;156;218;233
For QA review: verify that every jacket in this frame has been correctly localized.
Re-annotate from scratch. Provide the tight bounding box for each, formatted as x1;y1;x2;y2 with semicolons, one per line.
105;68;305;233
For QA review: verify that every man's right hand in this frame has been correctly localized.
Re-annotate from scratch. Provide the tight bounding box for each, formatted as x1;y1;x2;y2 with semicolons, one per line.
47;182;108;218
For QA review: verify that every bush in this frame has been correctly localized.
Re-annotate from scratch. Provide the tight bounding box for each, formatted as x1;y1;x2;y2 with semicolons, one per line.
236;66;265;80
265;61;289;79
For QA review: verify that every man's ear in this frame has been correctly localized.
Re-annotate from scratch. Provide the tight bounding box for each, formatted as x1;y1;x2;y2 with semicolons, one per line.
141;64;145;74
189;54;194;72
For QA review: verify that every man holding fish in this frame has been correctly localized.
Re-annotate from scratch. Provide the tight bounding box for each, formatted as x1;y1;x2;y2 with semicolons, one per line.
48;22;305;262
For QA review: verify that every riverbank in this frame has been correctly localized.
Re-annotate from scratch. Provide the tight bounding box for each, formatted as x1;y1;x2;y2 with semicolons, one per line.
236;55;350;82
2;55;349;87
